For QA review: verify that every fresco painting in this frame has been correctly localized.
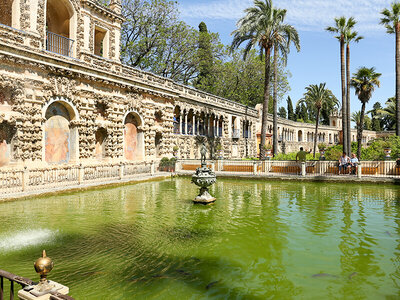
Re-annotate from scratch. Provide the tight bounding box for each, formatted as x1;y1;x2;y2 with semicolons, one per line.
0;139;10;167
95;129;106;159
124;122;138;161
45;115;70;163
0;123;14;167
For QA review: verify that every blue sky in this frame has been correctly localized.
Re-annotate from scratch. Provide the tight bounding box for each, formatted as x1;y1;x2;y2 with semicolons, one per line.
178;0;395;115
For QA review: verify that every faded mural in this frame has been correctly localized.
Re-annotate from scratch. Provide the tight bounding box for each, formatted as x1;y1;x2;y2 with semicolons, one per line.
124;113;142;161
0;122;15;167
124;122;138;160
45;115;70;163
95;128;107;159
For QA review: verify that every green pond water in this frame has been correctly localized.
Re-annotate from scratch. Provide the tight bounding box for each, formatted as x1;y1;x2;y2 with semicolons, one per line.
1;178;400;299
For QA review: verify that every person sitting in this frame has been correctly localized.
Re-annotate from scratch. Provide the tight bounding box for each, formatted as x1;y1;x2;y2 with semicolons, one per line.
349;153;359;175
338;152;350;175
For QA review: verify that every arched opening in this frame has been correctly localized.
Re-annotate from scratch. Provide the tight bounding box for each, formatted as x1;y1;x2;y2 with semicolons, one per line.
298;130;303;142
0;122;16;167
124;112;144;161
46;0;76;57
218;117;224;137
0;0;20;28
199;112;205;136
95;128;108;159
173;106;181;134
44;101;78;164
187;109;194;135
155;132;162;158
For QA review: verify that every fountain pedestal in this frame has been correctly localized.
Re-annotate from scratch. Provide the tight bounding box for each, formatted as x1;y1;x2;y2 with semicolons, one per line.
191;162;216;204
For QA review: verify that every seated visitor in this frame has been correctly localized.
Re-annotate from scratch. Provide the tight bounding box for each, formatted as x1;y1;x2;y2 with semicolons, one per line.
350;153;359;175
338;152;350;175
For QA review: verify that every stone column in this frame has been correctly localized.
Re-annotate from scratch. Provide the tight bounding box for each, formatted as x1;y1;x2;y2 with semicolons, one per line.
301;162;306;176
78;164;84;184
22;166;28;192
214;117;217;137
119;162;124;180
184;111;188;135
179;113;182;135
192;114;195;135
206;115;209;136
357;163;362;178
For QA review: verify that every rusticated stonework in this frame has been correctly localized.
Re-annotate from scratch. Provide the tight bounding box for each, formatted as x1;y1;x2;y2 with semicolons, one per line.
0;0;383;169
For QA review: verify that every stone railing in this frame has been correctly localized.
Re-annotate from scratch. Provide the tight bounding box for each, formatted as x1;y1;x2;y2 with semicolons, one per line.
0;161;157;197
177;159;400;179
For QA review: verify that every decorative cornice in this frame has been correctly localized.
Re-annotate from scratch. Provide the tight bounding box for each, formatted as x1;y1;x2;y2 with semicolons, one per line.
81;0;124;22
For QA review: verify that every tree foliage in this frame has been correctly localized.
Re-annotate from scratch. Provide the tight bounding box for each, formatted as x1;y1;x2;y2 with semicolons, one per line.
299;83;338;157
278;107;287;118
231;0;297;159
287;96;295;120
209;49;290;107
351;66;381;158
119;0;292;109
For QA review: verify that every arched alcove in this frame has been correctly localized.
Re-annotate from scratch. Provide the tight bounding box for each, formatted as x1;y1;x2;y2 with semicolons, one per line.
46;0;76;57
95;128;108;159
124;112;144;161
0;0;20;28
298;130;303;142
155;132;162;158
0;122;16;167
173;106;181;134
44;101;78;164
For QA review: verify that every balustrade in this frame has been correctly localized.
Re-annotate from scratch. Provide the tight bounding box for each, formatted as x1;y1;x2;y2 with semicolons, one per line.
46;31;74;57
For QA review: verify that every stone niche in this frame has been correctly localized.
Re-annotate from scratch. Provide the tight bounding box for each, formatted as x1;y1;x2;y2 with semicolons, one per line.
95;127;107;159
0;122;16;167
124;112;144;161
44;101;78;164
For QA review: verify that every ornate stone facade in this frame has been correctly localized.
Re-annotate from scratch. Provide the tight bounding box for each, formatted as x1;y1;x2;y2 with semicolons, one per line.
0;0;390;169
0;0;258;168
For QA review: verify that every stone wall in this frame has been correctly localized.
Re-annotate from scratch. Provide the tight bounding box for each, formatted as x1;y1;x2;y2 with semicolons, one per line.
0;0;389;170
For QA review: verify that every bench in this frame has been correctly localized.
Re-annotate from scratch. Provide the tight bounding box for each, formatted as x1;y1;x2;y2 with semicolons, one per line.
327;164;379;175
270;164;315;174
223;165;261;172
182;164;211;171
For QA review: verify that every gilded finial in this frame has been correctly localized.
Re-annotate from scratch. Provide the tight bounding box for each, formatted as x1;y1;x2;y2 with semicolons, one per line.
34;250;54;285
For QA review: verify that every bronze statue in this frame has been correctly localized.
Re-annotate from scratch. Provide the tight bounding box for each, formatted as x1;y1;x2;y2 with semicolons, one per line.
200;142;207;165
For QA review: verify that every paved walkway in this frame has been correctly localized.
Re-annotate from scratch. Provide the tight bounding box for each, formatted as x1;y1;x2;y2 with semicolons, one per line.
0;173;172;202
176;170;400;184
3;171;398;202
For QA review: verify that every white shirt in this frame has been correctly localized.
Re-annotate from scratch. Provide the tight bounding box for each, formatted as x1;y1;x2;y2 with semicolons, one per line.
339;156;349;165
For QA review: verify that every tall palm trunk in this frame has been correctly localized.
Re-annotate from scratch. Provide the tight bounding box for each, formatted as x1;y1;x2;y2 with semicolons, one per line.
273;44;278;156
260;46;272;160
346;43;352;154
340;36;347;154
396;23;400;136
357;102;366;159
313;108;320;158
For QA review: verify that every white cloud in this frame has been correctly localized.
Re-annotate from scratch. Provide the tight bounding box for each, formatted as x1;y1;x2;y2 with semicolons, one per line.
180;0;393;34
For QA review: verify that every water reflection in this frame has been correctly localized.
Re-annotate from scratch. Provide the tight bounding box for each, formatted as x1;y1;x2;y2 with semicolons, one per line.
0;179;399;299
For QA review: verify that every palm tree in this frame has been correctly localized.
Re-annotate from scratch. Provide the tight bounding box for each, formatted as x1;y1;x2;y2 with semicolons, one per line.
272;23;300;156
231;0;288;160
351;111;372;130
344;26;363;155
376;97;396;130
326;17;355;154
381;3;400;136
300;83;338;158
350;67;381;158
